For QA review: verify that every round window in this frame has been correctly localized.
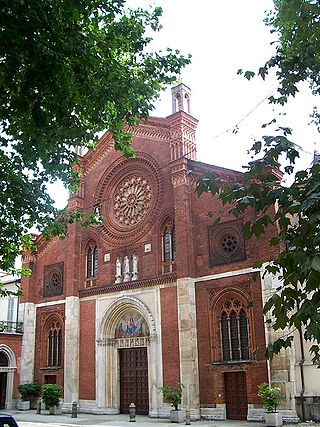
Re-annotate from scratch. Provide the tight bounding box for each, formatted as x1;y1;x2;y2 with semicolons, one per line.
51;273;61;288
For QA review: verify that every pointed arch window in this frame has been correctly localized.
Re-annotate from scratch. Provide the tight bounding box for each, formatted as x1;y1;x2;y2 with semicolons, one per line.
219;299;250;362
86;244;98;278
161;219;176;274
163;226;176;263
47;320;63;367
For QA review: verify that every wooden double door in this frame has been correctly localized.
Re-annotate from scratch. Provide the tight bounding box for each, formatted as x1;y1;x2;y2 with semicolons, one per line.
119;347;149;415
224;371;248;420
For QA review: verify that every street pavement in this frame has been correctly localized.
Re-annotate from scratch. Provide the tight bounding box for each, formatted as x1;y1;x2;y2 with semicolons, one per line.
0;409;263;427
1;409;319;427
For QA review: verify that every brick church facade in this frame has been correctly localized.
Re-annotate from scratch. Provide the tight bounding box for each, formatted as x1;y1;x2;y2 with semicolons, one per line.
1;84;300;420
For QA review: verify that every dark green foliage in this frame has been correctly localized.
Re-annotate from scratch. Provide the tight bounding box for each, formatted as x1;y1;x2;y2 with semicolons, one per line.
197;131;320;363
196;0;320;363
159;383;184;411
18;382;41;401
42;384;63;408
0;0;190;287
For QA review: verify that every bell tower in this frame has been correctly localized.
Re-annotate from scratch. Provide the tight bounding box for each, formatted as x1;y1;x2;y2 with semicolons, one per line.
171;82;192;114
169;82;198;161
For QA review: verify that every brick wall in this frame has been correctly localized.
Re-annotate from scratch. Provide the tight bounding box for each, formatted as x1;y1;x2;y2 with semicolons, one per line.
160;286;180;385
79;300;96;400
191;188;281;278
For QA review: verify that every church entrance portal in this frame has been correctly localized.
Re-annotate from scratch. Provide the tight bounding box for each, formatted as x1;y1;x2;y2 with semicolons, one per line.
119;347;149;415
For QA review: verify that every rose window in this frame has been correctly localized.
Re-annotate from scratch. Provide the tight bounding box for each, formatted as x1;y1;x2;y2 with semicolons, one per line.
51;273;61;288
221;234;238;254
113;176;152;226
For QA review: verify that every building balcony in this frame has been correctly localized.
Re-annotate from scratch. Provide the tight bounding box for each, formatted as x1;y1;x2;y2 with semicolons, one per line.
0;320;23;334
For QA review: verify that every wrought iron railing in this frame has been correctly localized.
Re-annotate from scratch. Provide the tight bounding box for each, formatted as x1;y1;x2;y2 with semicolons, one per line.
0;321;23;333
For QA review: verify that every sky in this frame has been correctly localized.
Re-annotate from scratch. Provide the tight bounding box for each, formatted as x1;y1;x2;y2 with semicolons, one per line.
51;0;319;208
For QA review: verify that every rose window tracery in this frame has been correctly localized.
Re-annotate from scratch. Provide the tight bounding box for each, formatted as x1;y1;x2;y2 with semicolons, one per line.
93;153;163;245
114;176;152;226
221;234;238;254
208;220;246;266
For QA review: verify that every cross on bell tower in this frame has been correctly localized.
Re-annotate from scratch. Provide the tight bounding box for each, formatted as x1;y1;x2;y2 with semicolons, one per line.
171;82;192;114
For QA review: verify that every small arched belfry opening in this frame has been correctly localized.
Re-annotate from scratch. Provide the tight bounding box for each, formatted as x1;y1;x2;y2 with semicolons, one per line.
96;296;160;416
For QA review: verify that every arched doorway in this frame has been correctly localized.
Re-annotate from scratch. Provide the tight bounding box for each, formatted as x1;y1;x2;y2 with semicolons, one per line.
0;352;8;409
96;295;161;416
0;345;17;409
115;312;150;414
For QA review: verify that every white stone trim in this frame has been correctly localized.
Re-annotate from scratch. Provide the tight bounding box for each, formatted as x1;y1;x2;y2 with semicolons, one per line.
200;404;226;420
177;278;200;419
19;302;36;384
35;299;66;308
195;267;259;283
95;290;162;416
98;294;156;339
64;296;80;405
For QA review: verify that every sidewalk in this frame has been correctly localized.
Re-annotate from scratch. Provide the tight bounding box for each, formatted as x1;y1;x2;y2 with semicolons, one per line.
0;409;266;427
2;409;319;427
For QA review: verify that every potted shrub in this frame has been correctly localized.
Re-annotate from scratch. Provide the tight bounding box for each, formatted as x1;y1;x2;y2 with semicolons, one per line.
258;382;282;427
159;383;185;423
42;384;63;415
17;382;41;410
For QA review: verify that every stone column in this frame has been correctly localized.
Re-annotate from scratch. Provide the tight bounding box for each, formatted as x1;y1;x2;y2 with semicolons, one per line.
177;277;200;419
19;302;36;383
96;342;107;410
148;335;162;417
64;296;80;406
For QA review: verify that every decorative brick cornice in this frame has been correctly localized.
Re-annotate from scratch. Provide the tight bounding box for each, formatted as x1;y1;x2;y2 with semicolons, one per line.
171;158;195;187
170;158;245;189
79;273;177;298
187;159;244;184
67;196;84;211
128;118;170;141
82;117;169;177
83;132;114;177
26;235;51;260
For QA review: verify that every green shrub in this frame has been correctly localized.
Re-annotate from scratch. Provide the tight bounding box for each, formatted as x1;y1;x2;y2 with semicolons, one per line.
18;382;41;401
42;384;63;408
258;382;281;413
159;383;184;411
